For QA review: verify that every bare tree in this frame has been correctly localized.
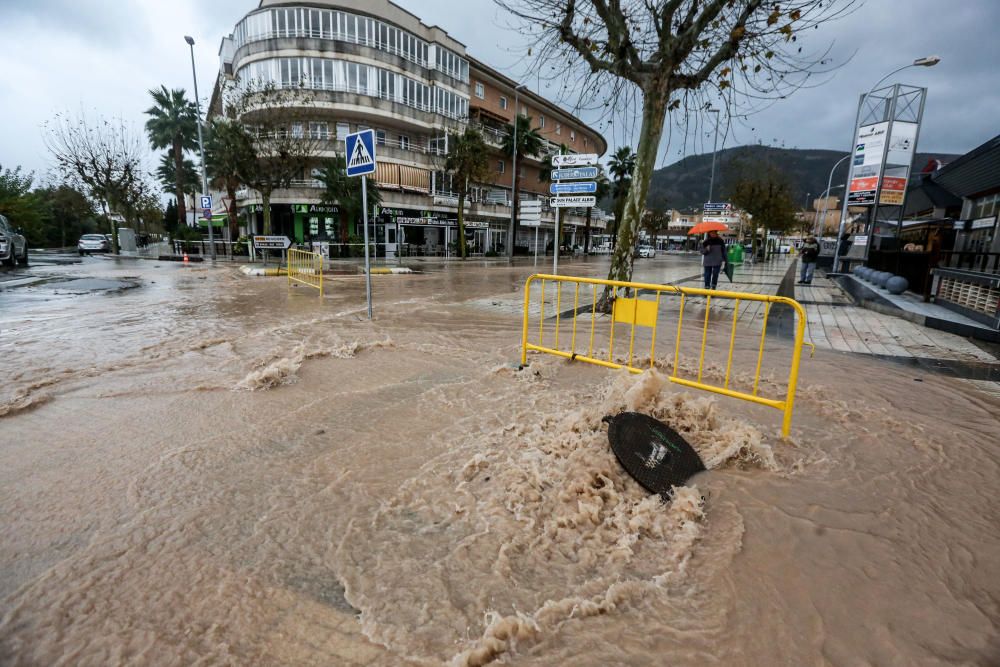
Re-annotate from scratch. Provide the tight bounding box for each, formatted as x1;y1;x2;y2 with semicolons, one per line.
223;82;324;236
44;112;148;254
495;0;855;305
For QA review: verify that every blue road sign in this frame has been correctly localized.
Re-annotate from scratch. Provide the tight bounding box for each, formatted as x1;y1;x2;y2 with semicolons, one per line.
346;129;376;177
550;181;597;195
551;167;599;181
200;195;212;209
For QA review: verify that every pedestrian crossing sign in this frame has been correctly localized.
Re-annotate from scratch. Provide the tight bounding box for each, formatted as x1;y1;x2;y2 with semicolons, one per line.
345;129;376;177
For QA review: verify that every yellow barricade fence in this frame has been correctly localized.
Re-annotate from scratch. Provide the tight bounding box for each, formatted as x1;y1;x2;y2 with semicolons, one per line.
287;248;324;296
520;274;808;437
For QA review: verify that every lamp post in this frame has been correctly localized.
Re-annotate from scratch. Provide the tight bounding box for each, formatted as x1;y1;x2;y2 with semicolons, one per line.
816;155;850;236
707;108;721;203
832;55;940;273
814;184;844;236
185;35;214;260
507;83;527;259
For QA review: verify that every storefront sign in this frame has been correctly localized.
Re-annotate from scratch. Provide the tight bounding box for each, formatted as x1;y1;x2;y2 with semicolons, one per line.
878;122;918;206
847;122;888;205
970;216;997;230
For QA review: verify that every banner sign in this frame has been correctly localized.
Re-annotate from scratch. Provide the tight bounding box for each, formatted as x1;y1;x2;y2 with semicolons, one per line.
878;122;917;205
252;235;291;249
847;122;889;205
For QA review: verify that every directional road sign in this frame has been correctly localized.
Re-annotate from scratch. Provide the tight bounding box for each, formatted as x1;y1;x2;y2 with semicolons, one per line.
252;235;292;249
551;196;596;208
550;181;597;195
200;195;212;209
551;167;599;181
702;202;732;212
346;129;376;177
552;153;599;167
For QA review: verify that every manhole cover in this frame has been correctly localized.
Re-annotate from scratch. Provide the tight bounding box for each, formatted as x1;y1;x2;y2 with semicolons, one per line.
603;412;705;496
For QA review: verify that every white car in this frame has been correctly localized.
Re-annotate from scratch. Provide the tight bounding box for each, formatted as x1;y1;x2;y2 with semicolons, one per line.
638;246;656;258
78;234;112;255
0;214;28;266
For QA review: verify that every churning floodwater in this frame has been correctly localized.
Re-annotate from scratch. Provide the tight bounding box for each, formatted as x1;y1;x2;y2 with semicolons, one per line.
1;257;998;666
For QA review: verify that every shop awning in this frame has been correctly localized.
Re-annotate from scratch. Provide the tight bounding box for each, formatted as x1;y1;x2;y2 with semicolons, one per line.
375;163;401;190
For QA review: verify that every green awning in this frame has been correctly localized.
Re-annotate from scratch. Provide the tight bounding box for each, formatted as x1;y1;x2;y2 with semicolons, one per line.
198;216;226;228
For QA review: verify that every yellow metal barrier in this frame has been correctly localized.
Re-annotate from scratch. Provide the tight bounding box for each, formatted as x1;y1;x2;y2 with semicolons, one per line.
520;274;808;437
287;248;324;296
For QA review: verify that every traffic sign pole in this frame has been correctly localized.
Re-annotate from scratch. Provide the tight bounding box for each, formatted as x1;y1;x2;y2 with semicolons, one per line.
362;175;373;319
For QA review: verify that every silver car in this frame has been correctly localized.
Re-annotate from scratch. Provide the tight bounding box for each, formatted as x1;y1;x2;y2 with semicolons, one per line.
0;214;28;266
78;234;111;255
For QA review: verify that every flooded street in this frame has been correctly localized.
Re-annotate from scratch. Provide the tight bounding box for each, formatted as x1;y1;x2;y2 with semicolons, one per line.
1;255;998;666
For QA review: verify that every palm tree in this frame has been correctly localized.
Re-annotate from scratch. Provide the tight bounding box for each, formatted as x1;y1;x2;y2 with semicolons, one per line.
205;118;254;242
608;146;637;248
155;153;200;208
585;168;611;254
144;87;198;230
445;128;491;259
500;115;544;255
317;155;382;256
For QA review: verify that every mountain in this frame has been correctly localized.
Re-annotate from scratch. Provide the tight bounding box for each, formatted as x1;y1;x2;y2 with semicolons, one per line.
643;145;961;212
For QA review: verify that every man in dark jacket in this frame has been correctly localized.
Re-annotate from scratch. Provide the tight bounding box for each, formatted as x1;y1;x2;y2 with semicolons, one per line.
798;235;820;284
701;230;727;289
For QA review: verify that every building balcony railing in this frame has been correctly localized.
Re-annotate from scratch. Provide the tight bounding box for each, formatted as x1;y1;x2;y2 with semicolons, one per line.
234;29;430;69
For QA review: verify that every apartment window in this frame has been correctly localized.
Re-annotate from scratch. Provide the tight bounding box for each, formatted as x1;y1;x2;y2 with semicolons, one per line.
570;130;576;141
520;105;527;116
375;129;386;146
291;122;304;139
308;122;329;139
555;123;561;135
498;160;505;174
336;122;350;139
539;115;545;128
399;134;410;150
475;82;485;99
499;96;508;110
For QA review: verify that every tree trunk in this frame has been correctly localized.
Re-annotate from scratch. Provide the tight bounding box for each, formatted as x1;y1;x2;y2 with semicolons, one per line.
510;165;521;256
173;141;187;229
600;90;668;310
261;190;272;235
584;207;592;254
457;189;468;260
226;183;239;246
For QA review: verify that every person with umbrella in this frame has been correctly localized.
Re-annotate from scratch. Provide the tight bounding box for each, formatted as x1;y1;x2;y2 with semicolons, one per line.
689;221;730;290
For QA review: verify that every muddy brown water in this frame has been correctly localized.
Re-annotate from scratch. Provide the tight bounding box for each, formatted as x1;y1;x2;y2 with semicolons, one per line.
1;259;998;666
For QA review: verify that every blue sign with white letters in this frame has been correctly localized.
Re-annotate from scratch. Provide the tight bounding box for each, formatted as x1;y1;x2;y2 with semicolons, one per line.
550;181;597;194
345;129;376;177
551;167;599;181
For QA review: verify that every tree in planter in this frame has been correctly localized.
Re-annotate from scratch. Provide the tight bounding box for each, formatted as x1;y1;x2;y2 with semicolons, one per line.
144;86;198;232
608;147;636;249
495;0;854;306
445;128;491;259
729;158;797;261
500;114;544;255
316;155;382;255
205;117;254;243
226;82;324;236
44;111;147;254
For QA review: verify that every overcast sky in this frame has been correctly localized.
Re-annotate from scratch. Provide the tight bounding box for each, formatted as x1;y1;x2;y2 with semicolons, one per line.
2;0;998;185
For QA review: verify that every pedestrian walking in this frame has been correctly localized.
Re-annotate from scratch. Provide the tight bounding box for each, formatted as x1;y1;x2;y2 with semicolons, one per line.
701;230;726;290
798;235;820;284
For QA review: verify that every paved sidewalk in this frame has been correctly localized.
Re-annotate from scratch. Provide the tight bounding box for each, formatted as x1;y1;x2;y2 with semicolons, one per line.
672;255;999;364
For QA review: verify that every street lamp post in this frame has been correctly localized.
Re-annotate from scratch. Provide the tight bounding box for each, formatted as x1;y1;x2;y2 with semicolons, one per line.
816;154;850;235
814;184;844;236
707;109;721;203
832;55;940;273
507;83;527;259
185;35;215;261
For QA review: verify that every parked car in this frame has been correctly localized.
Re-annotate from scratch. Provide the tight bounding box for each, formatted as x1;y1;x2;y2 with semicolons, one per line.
78;234;112;255
638;245;656;258
0;214;28;266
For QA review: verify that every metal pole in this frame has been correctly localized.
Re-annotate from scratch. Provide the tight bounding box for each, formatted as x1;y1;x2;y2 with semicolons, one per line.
362;175;372;319
817;155;850;236
186;37;214;260
894;87;927;275
864;84;899;265
553;206;560;274
707;109;720;203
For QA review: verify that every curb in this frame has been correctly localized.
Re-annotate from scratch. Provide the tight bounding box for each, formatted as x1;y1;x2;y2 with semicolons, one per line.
240;266;285;276
364;267;414;275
